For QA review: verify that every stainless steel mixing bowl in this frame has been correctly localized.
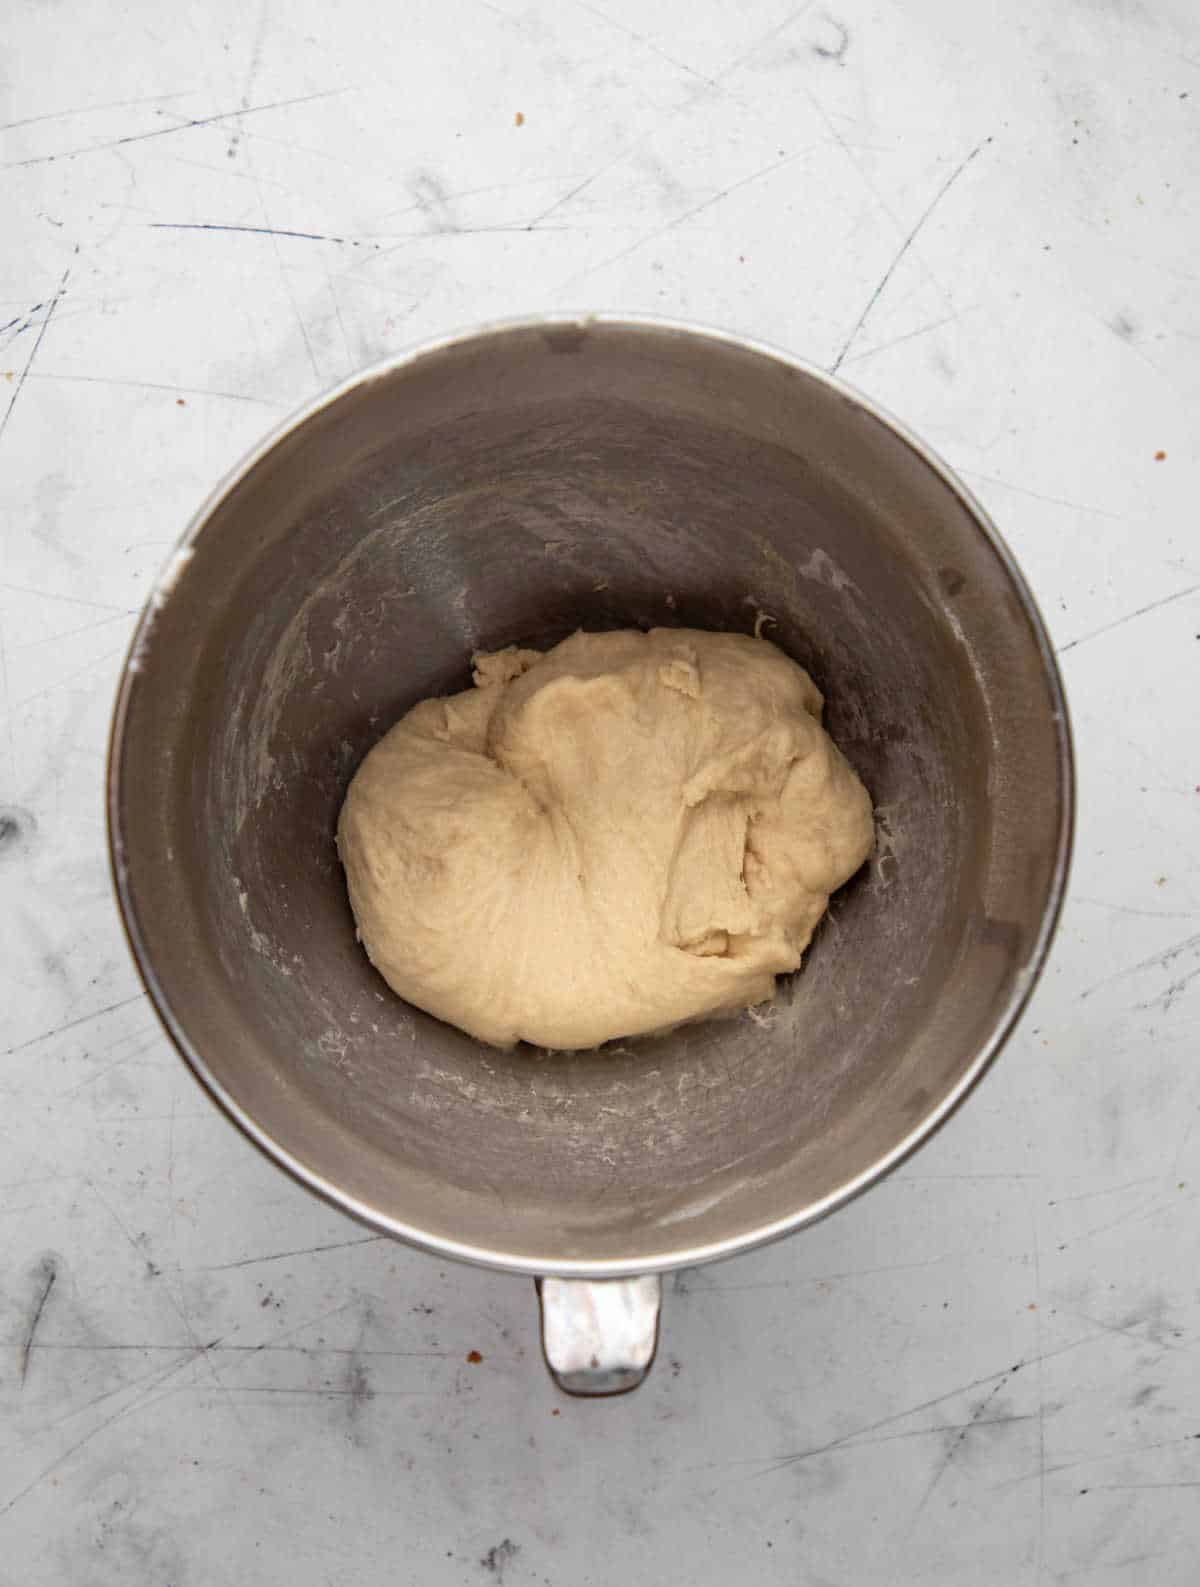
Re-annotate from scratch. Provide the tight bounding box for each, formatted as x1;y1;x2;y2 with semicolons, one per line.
108;317;1072;1391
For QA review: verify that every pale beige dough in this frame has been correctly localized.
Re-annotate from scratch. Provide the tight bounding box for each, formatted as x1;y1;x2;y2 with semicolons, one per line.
337;629;873;1050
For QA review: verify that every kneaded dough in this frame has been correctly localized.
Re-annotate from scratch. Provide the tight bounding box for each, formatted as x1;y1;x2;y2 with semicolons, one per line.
337;629;873;1050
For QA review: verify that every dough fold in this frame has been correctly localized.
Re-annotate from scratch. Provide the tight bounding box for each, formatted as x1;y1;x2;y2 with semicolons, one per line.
338;628;873;1049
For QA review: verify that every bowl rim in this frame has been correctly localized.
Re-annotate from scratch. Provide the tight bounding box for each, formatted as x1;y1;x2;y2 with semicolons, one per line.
107;312;1076;1278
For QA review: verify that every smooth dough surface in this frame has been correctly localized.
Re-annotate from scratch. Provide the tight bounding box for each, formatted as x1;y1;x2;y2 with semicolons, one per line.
337;629;873;1050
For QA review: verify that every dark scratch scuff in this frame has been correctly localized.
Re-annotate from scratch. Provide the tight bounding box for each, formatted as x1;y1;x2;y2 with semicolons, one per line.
1;991;145;1058
0;261;71;448
1058;584;1200;657
1079;931;1200;1001
908;1364;1022;1520
20;1258;59;1385
830;136;993;374
147;222;345;243
3;88;349;171
206;1234;387;1271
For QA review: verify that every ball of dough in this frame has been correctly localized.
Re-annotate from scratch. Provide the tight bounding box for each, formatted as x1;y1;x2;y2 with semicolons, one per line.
337;629;873;1050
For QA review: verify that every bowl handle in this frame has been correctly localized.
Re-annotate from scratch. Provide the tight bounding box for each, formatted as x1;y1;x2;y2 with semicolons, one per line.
537;1275;662;1395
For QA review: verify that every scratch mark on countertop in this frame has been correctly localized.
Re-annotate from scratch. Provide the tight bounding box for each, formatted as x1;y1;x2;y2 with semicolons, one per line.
908;1366;1022;1523
374;171;588;226
955;468;1126;520
25;371;284;407
242;136;322;381
0;261;71;449
12;609;137;652
692;1413;1036;1476
891;1171;1038;1183
328;274;354;371
841;313;965;368
166;1091;180;1280
0;91;194;134
1079;932;1200;1000
17;1340;457;1358
1059;584;1200;656
227;0;269;160
81;1175;164;1287
1048;1178;1155;1206
830;137;992;373
677;1253;947;1295
19;1258;58;1385
1057;1192;1194;1252
1027;1175;1047;1578
0;620;14;781
29;1299;371;1442
39;1342;201;1437
570;0;719;87
552;147;810;291
1;643;127;724
952;1424;1200;1492
158;146;310;198
1073;896;1199;922
1082;1480;1200;1492
1137;963;1200;1013
0;993;145;1058
714;3;819;85
205;1234;389;1271
7;644;133;730
2;88;350;170
1;302;52;351
94;1147;253;1439
59;1030;169;1100
524;154;631;229
0;1344;210;1519
520;145;641;230
741;1329;1111;1483
754;1361;1026;1477
147;221;347;243
799;79;958;324
1067;1306;1190;1355
217;1385;437;1400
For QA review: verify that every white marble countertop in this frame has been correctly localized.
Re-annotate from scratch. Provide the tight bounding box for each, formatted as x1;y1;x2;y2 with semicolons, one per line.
3;2;1199;1582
